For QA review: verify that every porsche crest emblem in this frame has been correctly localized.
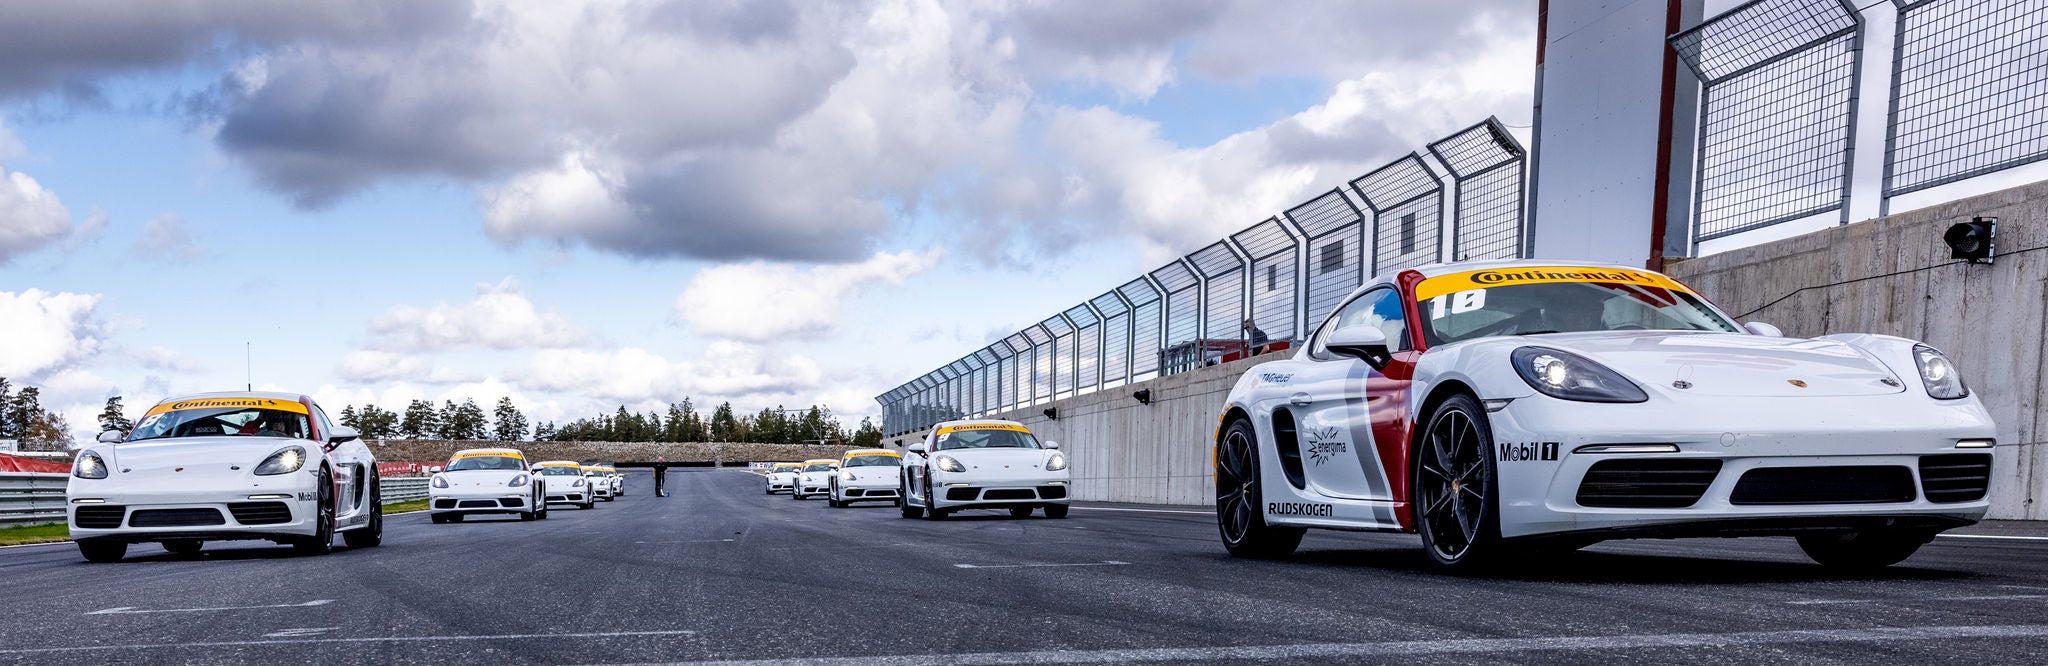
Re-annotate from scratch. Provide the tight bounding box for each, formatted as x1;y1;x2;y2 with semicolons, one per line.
1786;379;1808;388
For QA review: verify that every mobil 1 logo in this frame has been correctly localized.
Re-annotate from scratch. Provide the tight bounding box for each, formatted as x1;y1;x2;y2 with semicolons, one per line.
1498;441;1559;462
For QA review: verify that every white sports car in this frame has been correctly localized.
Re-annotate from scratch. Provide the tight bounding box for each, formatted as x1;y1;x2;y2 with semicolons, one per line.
790;459;838;500
901;420;1070;519
827;449;903;507
535;461;596;509
1215;260;1996;570
66;392;383;562
763;462;801;494
429;448;546;523
587;465;616;501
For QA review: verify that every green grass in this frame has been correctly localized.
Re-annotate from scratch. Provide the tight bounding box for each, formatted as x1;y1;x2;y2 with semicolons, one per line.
0;522;69;547
383;498;430;514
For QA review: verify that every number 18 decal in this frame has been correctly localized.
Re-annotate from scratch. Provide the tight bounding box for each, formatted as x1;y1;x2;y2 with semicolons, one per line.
1427;289;1486;320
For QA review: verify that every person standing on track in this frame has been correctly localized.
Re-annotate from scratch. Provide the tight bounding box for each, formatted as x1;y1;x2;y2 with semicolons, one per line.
653;459;669;497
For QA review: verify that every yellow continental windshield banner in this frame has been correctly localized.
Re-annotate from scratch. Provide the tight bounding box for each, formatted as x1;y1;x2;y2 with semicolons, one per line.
847;450;901;459
452;450;525;461
936;423;1030;435
144;397;307;417
536;461;578;468
1414;266;1694;301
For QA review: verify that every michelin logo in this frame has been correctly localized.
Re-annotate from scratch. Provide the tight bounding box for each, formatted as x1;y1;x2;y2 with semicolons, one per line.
1267;501;1333;517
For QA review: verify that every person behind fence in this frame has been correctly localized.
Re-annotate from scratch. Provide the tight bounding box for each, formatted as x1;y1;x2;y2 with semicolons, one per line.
1242;318;1269;352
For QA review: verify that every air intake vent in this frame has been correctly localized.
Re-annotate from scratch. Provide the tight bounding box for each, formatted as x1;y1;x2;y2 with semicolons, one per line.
1920;454;1992;503
1576;459;1722;508
74;505;125;529
228;501;293;525
1730;466;1915;505
128;508;227;528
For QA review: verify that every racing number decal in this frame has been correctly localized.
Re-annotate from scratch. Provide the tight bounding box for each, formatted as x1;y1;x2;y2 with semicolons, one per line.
1425;290;1485;320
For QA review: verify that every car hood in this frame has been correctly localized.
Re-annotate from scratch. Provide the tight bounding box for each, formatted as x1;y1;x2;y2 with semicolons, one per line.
441;470;527;488
101;436;315;476
838;469;898;483
1533;332;1906;398
935;448;1056;471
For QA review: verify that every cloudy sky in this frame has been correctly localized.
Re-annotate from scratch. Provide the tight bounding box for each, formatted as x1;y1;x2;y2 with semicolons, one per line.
0;0;1533;437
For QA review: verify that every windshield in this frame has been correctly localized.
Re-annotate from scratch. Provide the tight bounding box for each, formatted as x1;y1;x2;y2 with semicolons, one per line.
771;466;799;473
843;455;900;468
1417;279;1737;346
447;456;524;472
127;407;311;442
802;463;836;473
536;466;581;476
935;429;1040;451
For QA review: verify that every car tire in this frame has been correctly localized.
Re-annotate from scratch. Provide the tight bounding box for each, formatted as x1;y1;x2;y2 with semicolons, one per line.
162;539;203;555
1413;393;1502;571
1009;506;1034;518
449;513;465;522
1215;417;1305;559
78;540;126;563
582;499;595;510
343;478;384;549
920;474;946;520
521;508;538;521
431;513;449;524
294;469;337;556
829;498;845;508
1043;504;1069;519
1797;530;1930;570
899;487;924;519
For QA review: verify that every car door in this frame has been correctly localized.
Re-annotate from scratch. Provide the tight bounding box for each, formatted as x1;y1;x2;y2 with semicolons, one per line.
903;431;931;503
1288;286;1415;502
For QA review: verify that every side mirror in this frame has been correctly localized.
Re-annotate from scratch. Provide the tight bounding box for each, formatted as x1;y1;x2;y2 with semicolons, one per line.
328;425;362;446
428;466;443;473
908;443;926;454
1326;326;1392;370
1743;321;1784;337
97;430;125;444
1044;441;1060;450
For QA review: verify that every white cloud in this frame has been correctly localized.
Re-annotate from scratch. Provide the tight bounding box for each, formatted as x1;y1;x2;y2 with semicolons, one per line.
366;278;584;352
0;165;75;264
518;342;832;410
0;289;104;380
132;213;205;262
675;249;941;340
134;346;203;373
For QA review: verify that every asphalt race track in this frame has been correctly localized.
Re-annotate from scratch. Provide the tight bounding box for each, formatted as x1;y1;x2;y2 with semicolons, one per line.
6;468;2048;665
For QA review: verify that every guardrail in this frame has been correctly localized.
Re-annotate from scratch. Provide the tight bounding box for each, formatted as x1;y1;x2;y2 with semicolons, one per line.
0;472;433;530
0;472;66;528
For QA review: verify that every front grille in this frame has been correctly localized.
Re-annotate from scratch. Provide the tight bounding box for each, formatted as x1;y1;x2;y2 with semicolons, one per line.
74;505;125;529
500;497;524;508
228;501;292;525
983;488;1036;501
1730;466;1916;505
946;488;978;501
1576;459;1723;508
852;488;895;497
1920;454;1992;503
433;499;458;509
128;508;227;528
1037;485;1068;500
456;500;497;509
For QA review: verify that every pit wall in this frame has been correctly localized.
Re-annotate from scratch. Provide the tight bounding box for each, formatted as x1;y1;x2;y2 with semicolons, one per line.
887;356;1269;506
368;440;859;467
1666;180;2048;520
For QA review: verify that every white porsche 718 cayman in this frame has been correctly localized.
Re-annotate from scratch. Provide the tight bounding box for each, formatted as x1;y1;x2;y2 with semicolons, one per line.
901;420;1070;519
827;449;903;507
429;448;547;523
1215;260;1995;570
66;392;383;562
535;461;596;509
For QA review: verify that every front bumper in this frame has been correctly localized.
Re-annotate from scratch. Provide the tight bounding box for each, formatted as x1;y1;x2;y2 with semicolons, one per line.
838;481;900;501
929;471;1070;509
430;487;534;514
545;489;589;504
1486;391;1997;539
67;483;319;542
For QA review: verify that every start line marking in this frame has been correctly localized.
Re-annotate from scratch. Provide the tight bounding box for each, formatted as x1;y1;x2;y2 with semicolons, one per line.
954;560;1130;569
0;629;699;656
88;599;335;615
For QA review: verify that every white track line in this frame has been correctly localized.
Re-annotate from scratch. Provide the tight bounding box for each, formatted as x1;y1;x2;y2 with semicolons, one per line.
1069;506;1211;516
954;560;1130;569
0;629;699;656
1937;533;2048;542
612;624;2048;665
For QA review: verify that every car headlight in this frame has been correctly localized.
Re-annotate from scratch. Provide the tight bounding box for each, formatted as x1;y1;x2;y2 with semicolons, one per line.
1511;347;1647;403
1914;344;1969;399
839;471;854;482
1045;452;1067;472
254;446;309;476
431;475;450;489
572;478;585;487
935;455;966;473
508;474;529;487
74;452;108;479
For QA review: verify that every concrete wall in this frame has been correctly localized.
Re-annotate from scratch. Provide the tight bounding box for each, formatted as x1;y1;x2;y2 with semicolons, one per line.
886;357;1267;506
1666;180;2048;520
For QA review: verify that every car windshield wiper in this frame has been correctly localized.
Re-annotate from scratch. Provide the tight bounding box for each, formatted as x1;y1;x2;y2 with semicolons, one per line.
1514;330;1563;336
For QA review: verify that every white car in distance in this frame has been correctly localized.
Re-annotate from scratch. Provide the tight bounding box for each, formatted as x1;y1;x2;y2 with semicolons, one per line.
535;461;596;509
829;450;904;507
901;420;1070;519
429;448;546;523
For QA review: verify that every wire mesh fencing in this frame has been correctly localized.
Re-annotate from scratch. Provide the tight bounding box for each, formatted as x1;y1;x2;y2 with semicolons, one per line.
1883;0;2048;209
877;117;1528;436
1671;0;1863;242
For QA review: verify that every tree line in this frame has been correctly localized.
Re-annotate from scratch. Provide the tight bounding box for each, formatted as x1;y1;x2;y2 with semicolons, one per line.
0;378;75;451
337;396;885;448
